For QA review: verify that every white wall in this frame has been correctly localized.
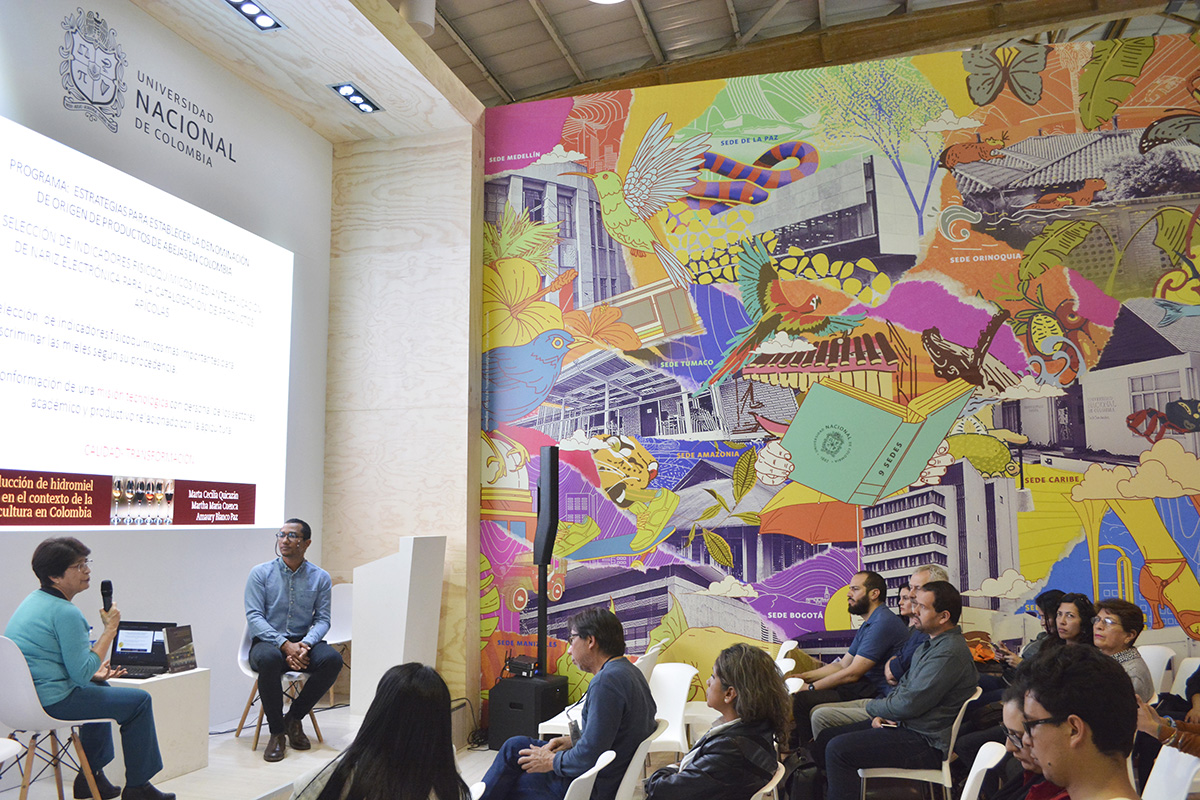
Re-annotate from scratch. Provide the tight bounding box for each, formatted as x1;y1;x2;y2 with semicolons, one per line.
0;0;332;726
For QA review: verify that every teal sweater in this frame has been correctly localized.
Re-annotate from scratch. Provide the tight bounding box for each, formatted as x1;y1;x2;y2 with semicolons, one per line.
4;589;100;706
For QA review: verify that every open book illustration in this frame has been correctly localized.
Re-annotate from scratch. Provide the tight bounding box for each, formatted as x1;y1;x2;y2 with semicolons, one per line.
779;378;975;506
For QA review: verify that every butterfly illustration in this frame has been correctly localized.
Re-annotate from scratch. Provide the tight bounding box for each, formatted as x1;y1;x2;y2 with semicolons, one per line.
964;44;1049;106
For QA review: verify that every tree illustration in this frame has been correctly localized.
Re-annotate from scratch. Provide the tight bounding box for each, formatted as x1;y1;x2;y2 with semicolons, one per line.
812;60;946;236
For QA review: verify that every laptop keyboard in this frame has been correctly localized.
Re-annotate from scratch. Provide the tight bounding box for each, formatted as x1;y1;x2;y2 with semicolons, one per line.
120;666;167;679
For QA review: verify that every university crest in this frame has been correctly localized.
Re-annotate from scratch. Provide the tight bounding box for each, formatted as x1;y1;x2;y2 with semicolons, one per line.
60;8;127;132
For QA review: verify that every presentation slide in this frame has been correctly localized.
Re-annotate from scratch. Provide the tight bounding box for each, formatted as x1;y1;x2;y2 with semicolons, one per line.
0;115;293;529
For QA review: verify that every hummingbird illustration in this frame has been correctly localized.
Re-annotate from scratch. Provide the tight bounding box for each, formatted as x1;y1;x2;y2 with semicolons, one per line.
562;113;709;288
702;235;866;390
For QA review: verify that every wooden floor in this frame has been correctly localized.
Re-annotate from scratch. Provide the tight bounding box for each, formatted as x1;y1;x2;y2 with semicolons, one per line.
1;706;496;800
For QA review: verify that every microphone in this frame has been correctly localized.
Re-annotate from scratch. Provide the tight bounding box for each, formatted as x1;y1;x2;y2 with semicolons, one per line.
101;580;113;612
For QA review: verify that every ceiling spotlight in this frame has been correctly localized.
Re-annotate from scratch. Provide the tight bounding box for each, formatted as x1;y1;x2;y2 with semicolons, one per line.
330;83;383;114
588;0;626;4
223;0;284;31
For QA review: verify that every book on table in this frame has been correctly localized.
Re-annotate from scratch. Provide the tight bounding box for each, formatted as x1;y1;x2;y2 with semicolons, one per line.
778;377;975;506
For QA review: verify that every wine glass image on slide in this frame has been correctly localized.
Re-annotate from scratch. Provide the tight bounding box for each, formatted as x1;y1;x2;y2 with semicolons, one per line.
123;478;135;524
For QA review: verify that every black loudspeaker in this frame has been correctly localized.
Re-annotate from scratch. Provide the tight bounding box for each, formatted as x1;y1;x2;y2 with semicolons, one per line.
487;675;568;749
532;446;559;566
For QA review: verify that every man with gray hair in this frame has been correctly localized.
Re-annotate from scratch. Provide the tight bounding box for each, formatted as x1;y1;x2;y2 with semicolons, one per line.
809;564;949;739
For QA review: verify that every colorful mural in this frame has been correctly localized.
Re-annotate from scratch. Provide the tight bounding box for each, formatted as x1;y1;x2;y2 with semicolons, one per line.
480;33;1200;706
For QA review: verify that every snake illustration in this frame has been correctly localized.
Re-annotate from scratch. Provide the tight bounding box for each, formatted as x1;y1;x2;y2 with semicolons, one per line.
685;141;820;214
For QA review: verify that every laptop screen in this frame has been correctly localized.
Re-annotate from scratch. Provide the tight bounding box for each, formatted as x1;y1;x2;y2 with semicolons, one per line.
109;621;176;668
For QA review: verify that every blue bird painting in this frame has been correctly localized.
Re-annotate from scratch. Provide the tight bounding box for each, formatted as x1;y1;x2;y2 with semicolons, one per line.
482;328;575;477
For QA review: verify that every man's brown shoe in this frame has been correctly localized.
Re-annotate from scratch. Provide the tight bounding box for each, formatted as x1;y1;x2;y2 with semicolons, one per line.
286;717;311;750
263;733;286;762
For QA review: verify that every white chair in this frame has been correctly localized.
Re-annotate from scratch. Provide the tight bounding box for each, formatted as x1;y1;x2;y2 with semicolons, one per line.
959;741;1007;800
1139;645;1175;702
0;636;116;800
750;761;786;800
857;685;983;800
1143;744;1200;800
683;700;722;747
648;662;698;758
777;639;798;660
326;583;353;648
634;639;668;683
324;582;353;705
0;737;21;768
614;718;668;800
563;749;616;800
1170;656;1200;698
469;781;486;800
785;677;805;694
774;657;795;676
234;623;324;750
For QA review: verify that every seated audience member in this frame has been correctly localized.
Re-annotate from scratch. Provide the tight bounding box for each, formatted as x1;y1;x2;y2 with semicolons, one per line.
1138;696;1200;759
4;537;174;800
291;663;469;800
994;589;1065;670
989;683;1068;800
809;564;945;740
1048;593;1097;649
791;571;909;744
955;589;1069;769
644;643;790;800
479;608;656;800
812;581;978;800
1092;599;1154;703
1022;644;1138;800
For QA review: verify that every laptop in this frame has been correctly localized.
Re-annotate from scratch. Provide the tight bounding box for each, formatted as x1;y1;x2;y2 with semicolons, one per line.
109;621;176;679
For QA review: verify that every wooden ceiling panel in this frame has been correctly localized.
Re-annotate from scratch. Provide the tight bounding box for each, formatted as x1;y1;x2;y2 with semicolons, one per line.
129;0;481;139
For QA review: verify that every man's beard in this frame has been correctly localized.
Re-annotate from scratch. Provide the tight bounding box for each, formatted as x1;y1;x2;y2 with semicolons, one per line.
848;597;870;616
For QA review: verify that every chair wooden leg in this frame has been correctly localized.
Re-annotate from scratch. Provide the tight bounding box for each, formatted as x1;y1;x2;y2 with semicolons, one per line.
859;776;867;800
19;733;38;800
253;705;265;751
235;680;259;739
49;731;64;800
308;708;323;743
69;729;101;800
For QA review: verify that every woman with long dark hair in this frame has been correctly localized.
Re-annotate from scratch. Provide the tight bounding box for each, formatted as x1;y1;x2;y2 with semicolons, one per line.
1050;592;1096;647
291;663;470;800
643;643;791;800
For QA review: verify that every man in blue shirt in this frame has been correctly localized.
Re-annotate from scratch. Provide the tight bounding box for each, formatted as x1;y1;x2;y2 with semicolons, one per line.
244;518;343;762
791;570;910;744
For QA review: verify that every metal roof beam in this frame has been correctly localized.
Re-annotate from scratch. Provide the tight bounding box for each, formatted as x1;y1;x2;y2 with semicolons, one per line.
738;0;793;47
527;0;1167;101
526;0;588;82
1163;11;1200;28
630;0;666;63
434;10;514;103
726;0;741;38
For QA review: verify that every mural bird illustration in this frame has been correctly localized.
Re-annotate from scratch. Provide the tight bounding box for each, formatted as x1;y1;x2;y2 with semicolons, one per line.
701;236;866;391
562;113;709;288
482;329;575;477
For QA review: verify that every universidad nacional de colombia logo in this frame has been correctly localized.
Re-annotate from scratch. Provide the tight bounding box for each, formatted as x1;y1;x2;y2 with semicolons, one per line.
60;8;127;133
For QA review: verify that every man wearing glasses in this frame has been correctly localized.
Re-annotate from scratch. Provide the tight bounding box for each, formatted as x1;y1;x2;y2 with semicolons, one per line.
244;518;342;762
478;607;656;800
1021;645;1139;800
813;581;979;800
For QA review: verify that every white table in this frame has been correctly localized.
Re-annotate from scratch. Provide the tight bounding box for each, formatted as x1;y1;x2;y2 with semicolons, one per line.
109;668;209;782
